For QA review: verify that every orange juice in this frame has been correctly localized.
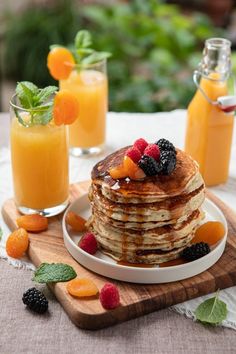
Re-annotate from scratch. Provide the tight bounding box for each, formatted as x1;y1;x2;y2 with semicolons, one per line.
185;38;234;186
60;68;107;152
185;75;234;185
11;117;69;211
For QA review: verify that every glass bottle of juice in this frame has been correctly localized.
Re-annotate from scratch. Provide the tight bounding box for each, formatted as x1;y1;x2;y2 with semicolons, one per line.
185;38;234;186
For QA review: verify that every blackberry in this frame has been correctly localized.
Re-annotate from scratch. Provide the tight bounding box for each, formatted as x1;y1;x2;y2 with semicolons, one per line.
22;287;48;314
159;150;176;175
156;138;176;154
138;155;161;176
182;242;210;262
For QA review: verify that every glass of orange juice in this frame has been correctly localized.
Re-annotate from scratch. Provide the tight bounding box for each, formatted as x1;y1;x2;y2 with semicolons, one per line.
59;59;108;157
10;85;70;216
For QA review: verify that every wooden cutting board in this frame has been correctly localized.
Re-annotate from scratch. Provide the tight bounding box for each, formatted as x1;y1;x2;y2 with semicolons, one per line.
2;181;236;330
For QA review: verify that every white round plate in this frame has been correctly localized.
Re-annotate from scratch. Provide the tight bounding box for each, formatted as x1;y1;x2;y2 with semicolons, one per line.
62;194;228;284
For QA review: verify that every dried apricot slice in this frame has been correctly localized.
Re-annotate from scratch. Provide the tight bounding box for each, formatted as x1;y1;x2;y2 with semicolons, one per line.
66;211;87;232
17;214;48;232
123;156;146;180
47;47;75;80
6;228;29;259
67;278;99;297
191;221;225;246
109;164;127;180
53;90;79;125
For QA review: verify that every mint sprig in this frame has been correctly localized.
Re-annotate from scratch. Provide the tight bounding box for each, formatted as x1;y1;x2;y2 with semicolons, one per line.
14;81;57;126
195;290;228;325
33;263;77;283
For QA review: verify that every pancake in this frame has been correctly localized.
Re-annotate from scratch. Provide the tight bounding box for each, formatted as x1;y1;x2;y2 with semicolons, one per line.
88;145;206;264
92;147;204;203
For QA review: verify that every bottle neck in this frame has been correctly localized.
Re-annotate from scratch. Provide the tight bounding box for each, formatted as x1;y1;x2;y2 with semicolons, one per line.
198;38;231;82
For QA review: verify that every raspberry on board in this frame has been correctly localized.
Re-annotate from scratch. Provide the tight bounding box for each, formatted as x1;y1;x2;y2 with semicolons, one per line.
47;47;75;80
6;228;29;259
144;144;160;161
125;147;142;163
79;232;98;255
99;283;120;310
133;138;148;154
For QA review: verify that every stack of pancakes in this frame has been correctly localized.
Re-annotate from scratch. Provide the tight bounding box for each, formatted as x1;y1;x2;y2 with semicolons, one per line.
88;147;205;264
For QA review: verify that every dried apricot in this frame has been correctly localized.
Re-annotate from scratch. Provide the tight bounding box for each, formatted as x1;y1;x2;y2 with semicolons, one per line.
66;211;87;232
47;47;75;80
109;164;127;179
123;156;146;180
6;228;29;259
191;221;225;246
67;278;99;297
53;90;79;125
17;214;48;232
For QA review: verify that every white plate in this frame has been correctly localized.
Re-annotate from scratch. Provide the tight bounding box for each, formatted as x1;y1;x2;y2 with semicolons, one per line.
62;194;228;284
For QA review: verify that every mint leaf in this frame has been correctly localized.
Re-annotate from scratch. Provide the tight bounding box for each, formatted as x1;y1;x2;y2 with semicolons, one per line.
31;105;53;126
36;86;58;105
82;51;111;65
195;291;228;325
75;30;92;49
0;228;2;241
33;263;77;283
16;81;39;108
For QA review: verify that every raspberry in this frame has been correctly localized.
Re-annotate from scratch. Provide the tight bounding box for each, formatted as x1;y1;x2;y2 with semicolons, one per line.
79;232;98;255
138;155;161;176
133;138;148;154
144;144;160;161
156;138;176;154
22;287;48;314
99;283;120;310
159;150;176;175
182;242;210;262
125;147;142;163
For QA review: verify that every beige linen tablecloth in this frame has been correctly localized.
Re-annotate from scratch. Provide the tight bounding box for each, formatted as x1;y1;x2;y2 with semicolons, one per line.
0;111;236;354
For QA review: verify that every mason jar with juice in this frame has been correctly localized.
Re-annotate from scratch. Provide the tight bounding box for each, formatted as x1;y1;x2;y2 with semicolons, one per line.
10;82;79;216
47;30;110;157
185;38;234;186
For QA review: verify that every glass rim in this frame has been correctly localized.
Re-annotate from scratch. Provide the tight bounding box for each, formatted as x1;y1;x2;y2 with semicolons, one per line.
10;93;55;113
205;37;231;49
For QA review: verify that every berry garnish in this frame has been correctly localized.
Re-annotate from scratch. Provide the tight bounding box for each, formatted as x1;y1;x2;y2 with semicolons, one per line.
156;138;176;154
159;150;176;175
66;211;87;232
133;138;148;154
144;144;160;161
67;278;98;297
6;228;29;259
182;242;210;262
22;287;48;314
79;232;98;255
99;283;120;310
125;147;142;163
47;47;75;80
138;155;161;176
53;90;79;125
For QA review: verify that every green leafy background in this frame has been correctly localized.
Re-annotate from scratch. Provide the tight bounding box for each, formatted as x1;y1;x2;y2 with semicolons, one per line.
3;0;224;112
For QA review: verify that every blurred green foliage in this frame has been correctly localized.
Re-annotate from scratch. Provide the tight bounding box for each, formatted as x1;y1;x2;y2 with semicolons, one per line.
3;0;220;112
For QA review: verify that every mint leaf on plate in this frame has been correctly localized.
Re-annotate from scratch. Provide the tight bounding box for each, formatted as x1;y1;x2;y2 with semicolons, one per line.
195;291;228;325
33;263;77;283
